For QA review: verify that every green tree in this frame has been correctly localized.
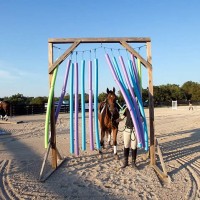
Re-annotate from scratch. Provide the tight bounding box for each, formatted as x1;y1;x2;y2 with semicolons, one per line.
117;90;125;105
84;93;89;103
181;81;200;101
6;93;32;105
98;92;107;102
30;97;48;105
142;88;149;102
64;93;70;101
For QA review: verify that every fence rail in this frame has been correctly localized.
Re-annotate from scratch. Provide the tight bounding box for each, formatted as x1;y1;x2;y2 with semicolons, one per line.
9;104;71;116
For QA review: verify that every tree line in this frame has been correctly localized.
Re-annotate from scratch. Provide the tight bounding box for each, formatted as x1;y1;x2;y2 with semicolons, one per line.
1;81;200;106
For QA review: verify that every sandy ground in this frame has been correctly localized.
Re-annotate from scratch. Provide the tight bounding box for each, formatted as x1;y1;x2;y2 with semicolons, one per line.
0;106;200;200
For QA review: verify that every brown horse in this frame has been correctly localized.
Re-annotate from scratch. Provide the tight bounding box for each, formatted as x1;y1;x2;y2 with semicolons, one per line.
0;101;10;121
98;87;120;159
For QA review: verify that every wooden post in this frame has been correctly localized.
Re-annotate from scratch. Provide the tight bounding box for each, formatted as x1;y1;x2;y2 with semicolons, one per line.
146;41;155;165
48;42;57;169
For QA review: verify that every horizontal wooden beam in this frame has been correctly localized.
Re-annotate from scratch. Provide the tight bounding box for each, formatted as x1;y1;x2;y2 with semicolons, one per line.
48;37;151;44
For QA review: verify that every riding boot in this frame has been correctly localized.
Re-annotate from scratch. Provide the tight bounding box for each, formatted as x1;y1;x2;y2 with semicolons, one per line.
131;148;138;170
121;148;129;168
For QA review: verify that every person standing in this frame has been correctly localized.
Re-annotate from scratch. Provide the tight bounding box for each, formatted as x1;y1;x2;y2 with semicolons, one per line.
117;107;138;169
189;100;193;110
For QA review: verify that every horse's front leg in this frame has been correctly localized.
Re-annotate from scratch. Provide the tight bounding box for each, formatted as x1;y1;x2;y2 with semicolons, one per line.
99;129;105;154
113;128;119;160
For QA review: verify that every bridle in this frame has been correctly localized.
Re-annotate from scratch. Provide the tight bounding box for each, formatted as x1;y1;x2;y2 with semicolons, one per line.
105;97;119;129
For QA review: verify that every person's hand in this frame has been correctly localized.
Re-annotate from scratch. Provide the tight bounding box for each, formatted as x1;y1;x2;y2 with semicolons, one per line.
116;118;122;123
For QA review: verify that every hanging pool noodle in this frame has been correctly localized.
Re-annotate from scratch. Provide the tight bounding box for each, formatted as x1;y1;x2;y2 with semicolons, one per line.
112;57;139;113
55;59;71;122
112;57;132;112
119;56;145;146
94;59;100;149
105;54;144;147
81;60;86;151
128;60;149;150
112;57;139;123
74;62;79;156
137;58;142;92
130;55;140;90
89;60;94;150
130;55;148;150
70;63;74;154
112;57;143;144
113;57;143;147
112;57;126;89
45;66;59;148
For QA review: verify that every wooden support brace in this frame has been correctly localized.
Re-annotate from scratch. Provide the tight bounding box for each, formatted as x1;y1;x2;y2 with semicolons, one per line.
156;138;168;176
151;165;169;183
152;138;171;184
39;138;65;182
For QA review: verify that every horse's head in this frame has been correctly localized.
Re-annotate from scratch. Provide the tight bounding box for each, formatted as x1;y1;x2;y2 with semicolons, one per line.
106;87;117;113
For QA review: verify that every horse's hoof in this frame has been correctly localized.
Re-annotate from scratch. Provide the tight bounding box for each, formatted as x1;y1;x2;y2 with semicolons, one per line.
106;144;112;150
114;154;119;160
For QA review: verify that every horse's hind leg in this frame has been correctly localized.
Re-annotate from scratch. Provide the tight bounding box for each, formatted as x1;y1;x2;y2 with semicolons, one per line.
4;115;8;121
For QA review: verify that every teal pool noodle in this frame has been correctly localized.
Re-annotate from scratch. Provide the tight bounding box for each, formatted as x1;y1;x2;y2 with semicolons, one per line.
137;58;142;92
88;60;94;150
70;63;74;154
74;62;79;156
81;60;86;151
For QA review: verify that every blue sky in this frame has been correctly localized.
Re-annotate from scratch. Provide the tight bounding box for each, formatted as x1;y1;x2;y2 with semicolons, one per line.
0;0;200;98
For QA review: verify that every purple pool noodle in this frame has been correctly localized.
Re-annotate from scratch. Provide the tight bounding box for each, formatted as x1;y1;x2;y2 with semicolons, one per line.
81;60;86;151
94;58;100;149
89;60;94;150
55;59;71;122
70;63;74;154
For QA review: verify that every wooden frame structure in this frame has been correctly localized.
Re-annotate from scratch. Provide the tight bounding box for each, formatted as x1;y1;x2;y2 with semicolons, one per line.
39;37;169;183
